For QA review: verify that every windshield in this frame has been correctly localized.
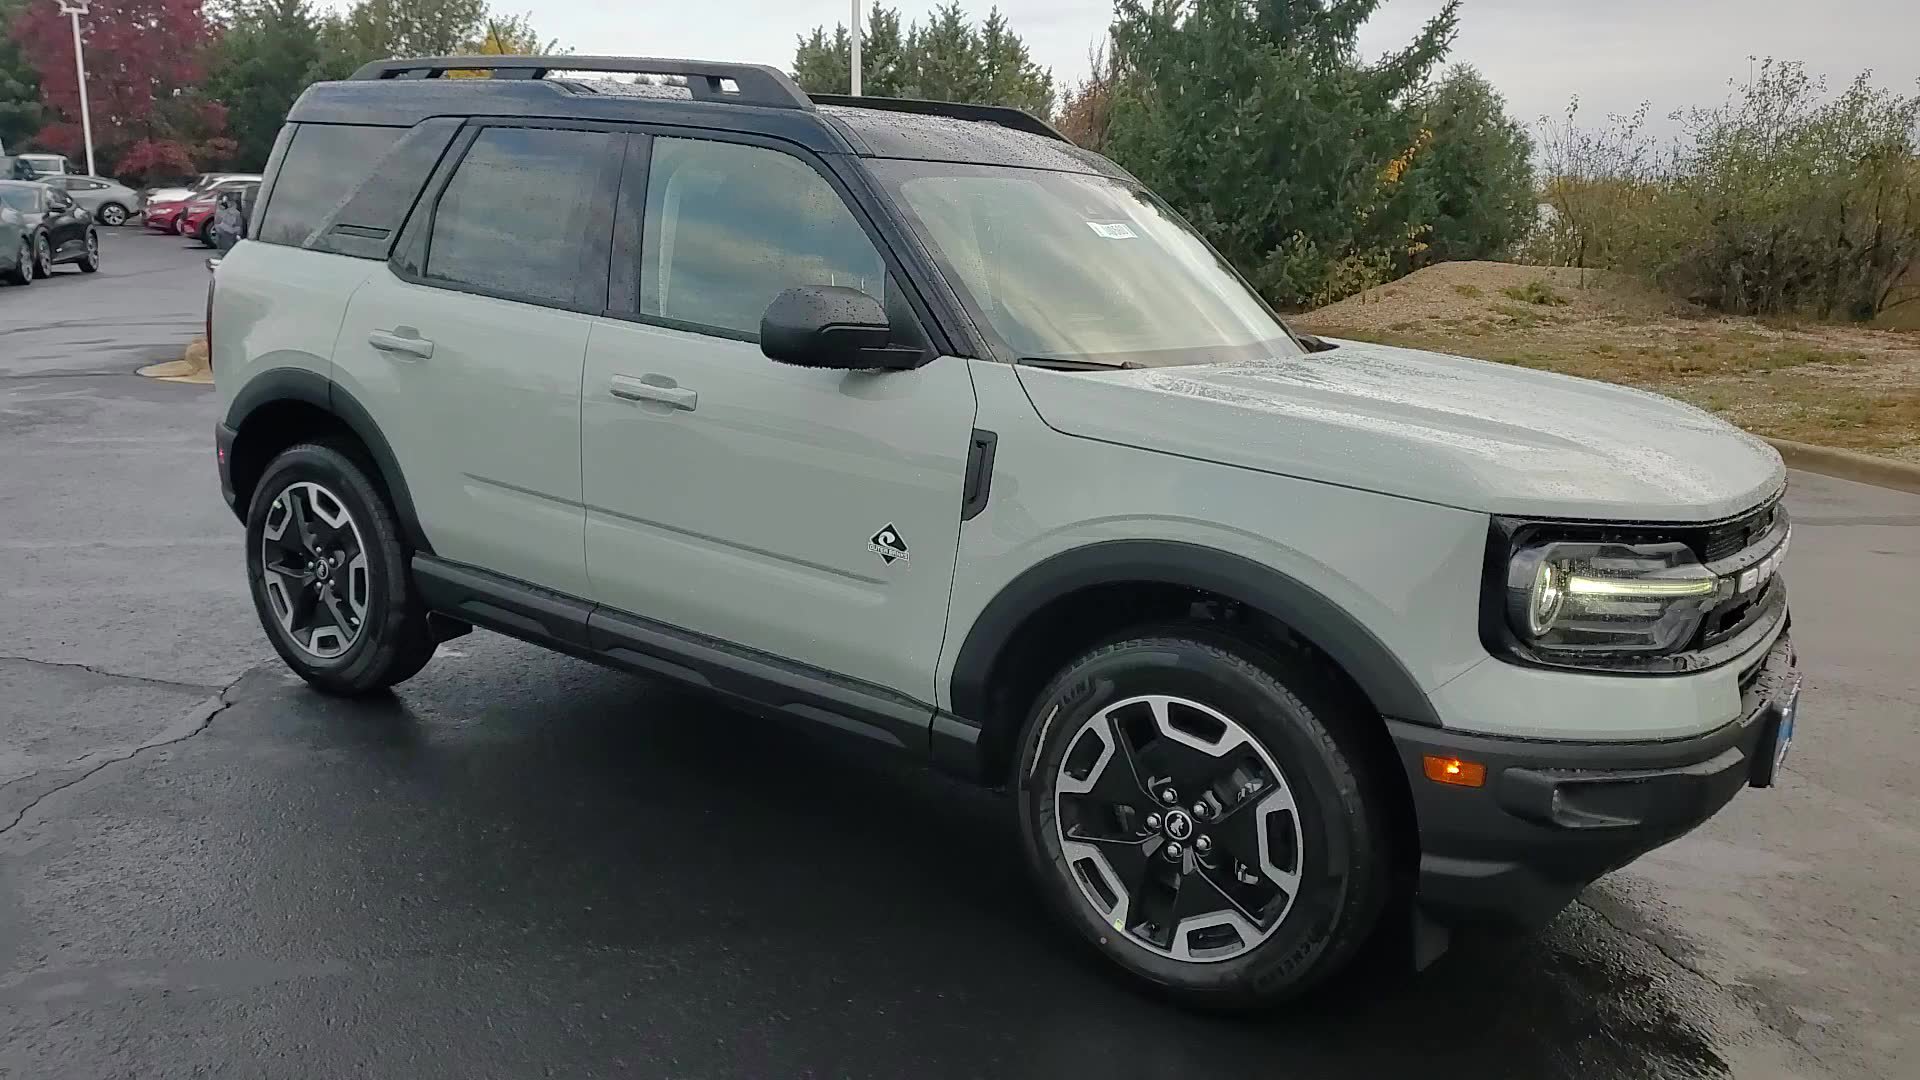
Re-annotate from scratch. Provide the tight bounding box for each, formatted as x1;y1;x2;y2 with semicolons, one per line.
873;160;1301;368
0;188;38;212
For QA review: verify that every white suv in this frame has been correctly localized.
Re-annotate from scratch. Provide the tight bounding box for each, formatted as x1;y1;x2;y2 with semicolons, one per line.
211;56;1800;1006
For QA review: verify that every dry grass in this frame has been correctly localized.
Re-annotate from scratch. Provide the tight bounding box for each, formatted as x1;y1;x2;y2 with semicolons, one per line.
1296;262;1920;463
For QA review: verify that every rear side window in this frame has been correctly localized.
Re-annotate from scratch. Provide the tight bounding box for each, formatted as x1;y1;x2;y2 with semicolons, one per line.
425;126;613;305
256;124;404;247
639;138;886;338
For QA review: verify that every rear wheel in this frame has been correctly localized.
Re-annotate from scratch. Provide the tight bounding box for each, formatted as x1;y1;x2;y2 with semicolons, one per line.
245;442;436;696
98;202;128;226
1016;631;1395;1008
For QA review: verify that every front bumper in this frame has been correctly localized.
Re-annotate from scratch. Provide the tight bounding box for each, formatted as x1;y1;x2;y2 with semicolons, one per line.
1389;631;1799;928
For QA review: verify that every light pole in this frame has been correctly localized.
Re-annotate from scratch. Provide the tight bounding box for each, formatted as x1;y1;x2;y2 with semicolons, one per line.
849;0;862;97
56;0;97;177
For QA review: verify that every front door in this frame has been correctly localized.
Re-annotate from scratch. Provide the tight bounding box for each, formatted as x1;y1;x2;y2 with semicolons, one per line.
581;134;977;701
42;188;89;259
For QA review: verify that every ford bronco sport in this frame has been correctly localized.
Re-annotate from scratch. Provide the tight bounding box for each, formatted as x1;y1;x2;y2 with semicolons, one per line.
211;56;1800;1006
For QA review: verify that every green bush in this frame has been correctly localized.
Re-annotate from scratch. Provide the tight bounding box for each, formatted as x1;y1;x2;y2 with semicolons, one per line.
1533;62;1920;321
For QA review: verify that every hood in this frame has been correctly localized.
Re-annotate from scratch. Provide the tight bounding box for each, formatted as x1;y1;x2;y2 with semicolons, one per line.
145;187;190;203
1015;339;1785;522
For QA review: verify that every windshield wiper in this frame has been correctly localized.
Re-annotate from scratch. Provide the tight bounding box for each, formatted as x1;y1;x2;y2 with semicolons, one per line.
1017;357;1136;371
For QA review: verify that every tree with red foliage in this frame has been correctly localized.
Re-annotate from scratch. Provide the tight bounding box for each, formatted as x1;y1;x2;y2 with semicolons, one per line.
9;0;232;181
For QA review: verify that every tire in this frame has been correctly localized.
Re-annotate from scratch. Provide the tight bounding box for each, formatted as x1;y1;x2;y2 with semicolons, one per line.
98;202;128;226
1015;629;1395;1009
195;218;213;247
2;240;30;285
32;232;51;278
78;230;99;273
245;441;437;696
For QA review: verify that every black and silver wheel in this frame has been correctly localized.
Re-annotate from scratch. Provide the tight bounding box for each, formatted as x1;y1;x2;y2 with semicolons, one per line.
260;481;371;660
245;442;436;695
3;240;30;285
32;232;51;278
1017;632;1394;1007
98;202;128;226
78;231;100;273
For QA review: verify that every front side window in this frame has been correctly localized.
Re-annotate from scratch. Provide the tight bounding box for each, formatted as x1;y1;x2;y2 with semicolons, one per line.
639;138;886;338
426;126;612;305
873;161;1302;368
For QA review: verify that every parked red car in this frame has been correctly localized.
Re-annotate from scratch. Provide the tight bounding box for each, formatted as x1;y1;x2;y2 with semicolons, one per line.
143;198;187;233
178;197;218;244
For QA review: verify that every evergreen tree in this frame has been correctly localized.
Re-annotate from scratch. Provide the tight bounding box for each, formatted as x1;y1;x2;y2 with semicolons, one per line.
1103;0;1460;306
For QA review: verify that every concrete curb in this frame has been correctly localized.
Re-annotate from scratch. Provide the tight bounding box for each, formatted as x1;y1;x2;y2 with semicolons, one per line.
1766;438;1920;495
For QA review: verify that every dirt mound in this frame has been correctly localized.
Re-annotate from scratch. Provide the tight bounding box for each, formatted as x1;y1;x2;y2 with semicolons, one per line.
1301;261;1675;333
1293;262;1920;464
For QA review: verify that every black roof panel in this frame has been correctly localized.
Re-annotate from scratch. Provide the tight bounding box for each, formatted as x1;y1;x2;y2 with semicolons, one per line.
287;75;1132;178
287;80;857;154
818;104;1129;178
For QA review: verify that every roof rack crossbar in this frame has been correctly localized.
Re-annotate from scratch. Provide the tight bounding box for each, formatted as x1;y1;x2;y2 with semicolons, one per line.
808;95;1068;143
349;56;810;110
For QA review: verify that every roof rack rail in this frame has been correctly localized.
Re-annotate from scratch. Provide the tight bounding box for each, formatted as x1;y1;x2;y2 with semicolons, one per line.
809;94;1068;143
348;56;811;110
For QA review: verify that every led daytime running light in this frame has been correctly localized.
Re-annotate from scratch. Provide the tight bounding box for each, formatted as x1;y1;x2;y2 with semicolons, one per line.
1564;575;1717;598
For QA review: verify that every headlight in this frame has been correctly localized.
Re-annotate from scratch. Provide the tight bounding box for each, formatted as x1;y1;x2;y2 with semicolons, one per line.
1506;540;1721;655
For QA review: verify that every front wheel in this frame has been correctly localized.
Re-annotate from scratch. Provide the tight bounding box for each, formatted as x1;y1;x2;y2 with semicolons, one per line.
1016;631;1395;1008
32;233;51;278
245;442;437;696
78;231;99;273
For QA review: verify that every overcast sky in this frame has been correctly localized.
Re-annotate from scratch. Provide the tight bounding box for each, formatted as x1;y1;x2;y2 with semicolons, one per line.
449;1;1920;138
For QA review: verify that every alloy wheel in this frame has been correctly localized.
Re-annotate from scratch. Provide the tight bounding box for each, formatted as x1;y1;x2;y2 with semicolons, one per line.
1055;694;1305;963
14;243;28;282
260;481;370;659
34;235;50;277
101;204;126;226
85;233;98;266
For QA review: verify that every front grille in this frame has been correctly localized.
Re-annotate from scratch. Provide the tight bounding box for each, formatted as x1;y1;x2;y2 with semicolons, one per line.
1699;500;1779;562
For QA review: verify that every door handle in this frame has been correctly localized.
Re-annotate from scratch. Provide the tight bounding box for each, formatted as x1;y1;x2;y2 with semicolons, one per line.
610;374;697;411
367;328;434;360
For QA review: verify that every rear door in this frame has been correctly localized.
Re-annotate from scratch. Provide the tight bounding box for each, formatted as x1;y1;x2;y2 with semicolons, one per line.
332;121;623;598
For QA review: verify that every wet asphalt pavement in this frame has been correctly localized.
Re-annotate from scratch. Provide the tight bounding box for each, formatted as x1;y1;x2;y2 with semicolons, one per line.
2;232;1915;1078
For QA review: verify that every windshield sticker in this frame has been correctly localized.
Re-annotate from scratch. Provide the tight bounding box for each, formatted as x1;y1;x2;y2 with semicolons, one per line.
1085;221;1138;239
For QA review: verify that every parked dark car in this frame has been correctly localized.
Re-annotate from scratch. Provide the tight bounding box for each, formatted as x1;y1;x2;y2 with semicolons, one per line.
0;180;101;277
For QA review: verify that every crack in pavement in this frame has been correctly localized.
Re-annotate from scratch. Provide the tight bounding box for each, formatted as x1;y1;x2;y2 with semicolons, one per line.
0;676;243;840
0;654;223;692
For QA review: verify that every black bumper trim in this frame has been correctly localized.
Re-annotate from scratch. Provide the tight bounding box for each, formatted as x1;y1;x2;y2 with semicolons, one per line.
1390;632;1797;928
215;421;239;515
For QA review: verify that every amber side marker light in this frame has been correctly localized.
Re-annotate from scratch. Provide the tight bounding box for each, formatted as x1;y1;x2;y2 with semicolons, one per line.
1422;755;1487;788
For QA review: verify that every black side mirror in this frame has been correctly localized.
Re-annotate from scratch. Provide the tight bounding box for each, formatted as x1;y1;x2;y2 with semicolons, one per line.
760;286;920;370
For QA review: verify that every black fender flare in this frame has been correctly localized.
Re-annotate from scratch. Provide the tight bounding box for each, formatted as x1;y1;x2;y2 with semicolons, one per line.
947;539;1441;729
223;367;434;554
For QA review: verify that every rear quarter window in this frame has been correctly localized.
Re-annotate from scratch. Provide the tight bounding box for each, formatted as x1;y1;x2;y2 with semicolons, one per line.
255;123;407;249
